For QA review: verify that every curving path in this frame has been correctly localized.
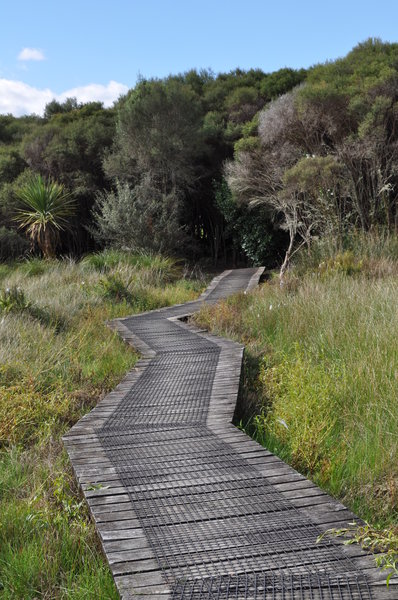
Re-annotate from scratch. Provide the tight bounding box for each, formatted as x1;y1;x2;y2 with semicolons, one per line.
63;269;396;599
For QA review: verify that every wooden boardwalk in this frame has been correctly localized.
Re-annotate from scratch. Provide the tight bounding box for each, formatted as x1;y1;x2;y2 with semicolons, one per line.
63;269;397;600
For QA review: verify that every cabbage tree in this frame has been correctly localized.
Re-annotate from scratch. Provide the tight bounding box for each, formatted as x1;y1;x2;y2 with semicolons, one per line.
15;174;75;258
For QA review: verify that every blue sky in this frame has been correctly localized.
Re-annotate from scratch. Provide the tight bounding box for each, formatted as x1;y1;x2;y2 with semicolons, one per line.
1;0;398;115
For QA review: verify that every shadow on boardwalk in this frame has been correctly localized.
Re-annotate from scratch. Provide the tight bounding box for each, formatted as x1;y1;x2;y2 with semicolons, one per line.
63;269;396;599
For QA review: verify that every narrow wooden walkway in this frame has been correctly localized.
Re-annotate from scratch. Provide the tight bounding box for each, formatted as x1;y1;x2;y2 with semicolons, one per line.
63;269;397;600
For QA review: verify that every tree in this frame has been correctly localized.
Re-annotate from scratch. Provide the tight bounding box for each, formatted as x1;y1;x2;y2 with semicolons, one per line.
260;68;306;102
44;97;80;119
92;179;186;253
22;102;115;253
214;178;281;265
104;78;205;191
225;40;398;280
297;39;398;231
14;175;75;258
225;144;333;282
103;78;208;257
225;149;294;278
282;155;350;245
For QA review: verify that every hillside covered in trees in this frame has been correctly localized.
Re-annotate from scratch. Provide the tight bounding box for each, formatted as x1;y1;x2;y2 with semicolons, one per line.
1;38;398;268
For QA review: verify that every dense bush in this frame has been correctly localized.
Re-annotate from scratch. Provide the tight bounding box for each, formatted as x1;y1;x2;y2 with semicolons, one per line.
92;181;186;254
226;39;398;278
0;227;28;261
0;65;308;263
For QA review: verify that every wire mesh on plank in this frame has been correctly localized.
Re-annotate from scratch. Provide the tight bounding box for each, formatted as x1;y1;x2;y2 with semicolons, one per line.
171;573;372;600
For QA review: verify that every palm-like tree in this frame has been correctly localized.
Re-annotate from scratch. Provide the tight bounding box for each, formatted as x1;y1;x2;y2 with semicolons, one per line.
15;175;76;259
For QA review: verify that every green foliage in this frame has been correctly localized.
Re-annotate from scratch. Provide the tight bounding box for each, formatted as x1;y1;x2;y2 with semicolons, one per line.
105;78;204;189
241;113;260;138
202;110;226;139
0;449;119;599
257;349;345;475
92;181;186;254
0;66;309;262
293;230;398;277
20;103;115;256
305;38;398;99
0;227;28;261
318;251;363;277
283;155;345;193
318;522;398;585
6;43;398;266
15;175;76;258
0;265;11;282
0;285;29;313
81;249;177;273
225;86;259;110
261;68;306;101
234;136;260;153
225;38;398;280
17;257;47;277
96;273;132;302
0;148;26;184
234;114;261;153
43;97;81;119
214;178;280;265
82;251;183;292
0;114;41;145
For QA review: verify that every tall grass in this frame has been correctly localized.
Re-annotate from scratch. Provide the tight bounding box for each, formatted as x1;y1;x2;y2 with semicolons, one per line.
0;250;206;598
194;249;398;527
294;229;398;278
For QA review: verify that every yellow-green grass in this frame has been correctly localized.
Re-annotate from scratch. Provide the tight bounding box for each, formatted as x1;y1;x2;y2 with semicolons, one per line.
0;251;207;599
194;270;398;527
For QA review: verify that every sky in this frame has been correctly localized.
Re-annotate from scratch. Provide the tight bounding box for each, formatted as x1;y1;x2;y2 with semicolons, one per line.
1;0;398;116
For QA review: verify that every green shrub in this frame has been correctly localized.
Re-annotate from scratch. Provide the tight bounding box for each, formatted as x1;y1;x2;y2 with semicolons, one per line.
92;182;186;254
0;227;28;261
0;286;30;313
318;251;363;276
96;273;132;302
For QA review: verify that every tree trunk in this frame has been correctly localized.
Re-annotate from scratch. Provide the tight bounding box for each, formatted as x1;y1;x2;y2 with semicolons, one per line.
279;225;295;287
39;227;56;259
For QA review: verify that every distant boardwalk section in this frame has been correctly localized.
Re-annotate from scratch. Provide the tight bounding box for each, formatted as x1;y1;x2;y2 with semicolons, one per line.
63;268;396;599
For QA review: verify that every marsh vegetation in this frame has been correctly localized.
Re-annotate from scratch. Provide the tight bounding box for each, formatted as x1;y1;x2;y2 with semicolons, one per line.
0;252;206;598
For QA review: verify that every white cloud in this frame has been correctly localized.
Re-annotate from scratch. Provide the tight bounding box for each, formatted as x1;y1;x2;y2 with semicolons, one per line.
18;48;45;61
0;80;53;116
58;81;128;107
0;79;129;116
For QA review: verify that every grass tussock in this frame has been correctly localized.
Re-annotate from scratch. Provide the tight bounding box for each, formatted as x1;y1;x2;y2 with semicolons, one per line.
0;250;206;598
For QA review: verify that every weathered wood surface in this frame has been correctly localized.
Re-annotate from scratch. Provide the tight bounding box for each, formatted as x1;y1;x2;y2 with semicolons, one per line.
63;268;396;599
